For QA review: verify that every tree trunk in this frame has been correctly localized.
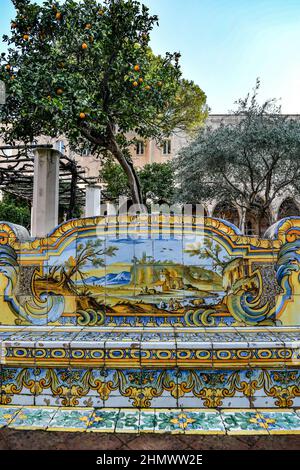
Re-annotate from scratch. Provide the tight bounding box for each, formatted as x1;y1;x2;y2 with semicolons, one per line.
107;128;144;207
239;207;247;234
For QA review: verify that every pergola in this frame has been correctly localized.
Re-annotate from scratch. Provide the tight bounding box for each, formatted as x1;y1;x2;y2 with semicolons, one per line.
0;144;103;236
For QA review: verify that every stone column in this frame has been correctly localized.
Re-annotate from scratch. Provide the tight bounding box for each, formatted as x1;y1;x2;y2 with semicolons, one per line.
31;148;60;238
85;186;101;217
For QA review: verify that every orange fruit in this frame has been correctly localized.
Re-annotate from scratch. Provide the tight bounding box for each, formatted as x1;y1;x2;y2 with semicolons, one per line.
157;81;162;87
98;10;104;15
145;85;151;90
85;23;92;29
55;12;62;20
134;65;140;72
56;88;63;95
10;75;15;80
5;65;11;71
139;77;143;83
133;81;138;87
79;112;86;119
23;34;29;41
82;42;88;50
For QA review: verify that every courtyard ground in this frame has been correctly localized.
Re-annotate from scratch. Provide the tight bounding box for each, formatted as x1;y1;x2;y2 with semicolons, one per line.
0;429;300;450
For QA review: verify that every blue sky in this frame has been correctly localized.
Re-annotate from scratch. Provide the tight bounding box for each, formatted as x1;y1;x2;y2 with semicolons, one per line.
1;0;300;113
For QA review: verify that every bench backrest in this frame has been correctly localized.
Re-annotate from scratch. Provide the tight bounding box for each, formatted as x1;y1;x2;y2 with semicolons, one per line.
0;215;298;327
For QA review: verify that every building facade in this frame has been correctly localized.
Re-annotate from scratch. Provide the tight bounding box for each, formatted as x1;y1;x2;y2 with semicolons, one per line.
1;114;300;235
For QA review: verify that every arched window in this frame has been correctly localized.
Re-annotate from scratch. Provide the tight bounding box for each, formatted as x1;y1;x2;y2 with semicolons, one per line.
278;198;300;220
245;197;270;236
212;201;239;227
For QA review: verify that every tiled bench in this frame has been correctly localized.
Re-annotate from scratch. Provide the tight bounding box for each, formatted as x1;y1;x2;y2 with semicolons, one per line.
1;326;300;409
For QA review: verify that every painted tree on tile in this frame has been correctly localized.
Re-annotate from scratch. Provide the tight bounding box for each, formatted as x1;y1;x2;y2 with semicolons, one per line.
0;0;207;206
46;239;117;295
184;239;230;274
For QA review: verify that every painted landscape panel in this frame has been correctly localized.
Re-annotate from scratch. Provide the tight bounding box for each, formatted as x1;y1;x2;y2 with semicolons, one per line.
0;216;300;327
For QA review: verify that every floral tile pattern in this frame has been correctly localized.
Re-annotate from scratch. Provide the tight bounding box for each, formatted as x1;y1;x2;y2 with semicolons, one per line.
260;410;300;434
115;409;140;433
9;406;58;430
2;406;300;434
47;408;94;431
87;409;120;433
221;410;270;434
139;410;156;432
155;409;225;434
0;406;20;428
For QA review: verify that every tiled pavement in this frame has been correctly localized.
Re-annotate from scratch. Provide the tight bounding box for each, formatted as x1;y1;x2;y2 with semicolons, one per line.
1;406;300;436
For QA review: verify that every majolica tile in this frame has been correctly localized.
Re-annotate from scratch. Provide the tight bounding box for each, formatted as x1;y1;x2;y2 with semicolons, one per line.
71;396;104;408
105;331;142;348
257;410;300;434
221;410;270;434
115;409;140;433
87;409;120;432
104;395;135;408
34;395;62;407
2;367;34;396
0;331;19;341
238;331;285;348
47;408;94;431
5;394;35;406
36;330;79;346
139;409;156;432
4;217;300;428
9;406;57;429
150;395;178;409
154;409;225;434
175;331;212;349
0;406;21;427
142;331;176;349
3;215;300;329
33;367;71;398
3;330;47;342
154;238;183;265
220;395;252;408
1;405;300;434
183;410;225;434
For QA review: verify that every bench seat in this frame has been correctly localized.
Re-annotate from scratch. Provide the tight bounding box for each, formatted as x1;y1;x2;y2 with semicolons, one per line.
1;326;299;369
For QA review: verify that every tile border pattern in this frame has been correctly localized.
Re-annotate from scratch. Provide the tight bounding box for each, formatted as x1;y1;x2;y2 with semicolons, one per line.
1;326;300;408
1;406;300;435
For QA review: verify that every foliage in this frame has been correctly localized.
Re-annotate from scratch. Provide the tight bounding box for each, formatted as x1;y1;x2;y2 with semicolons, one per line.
0;0;208;205
100;159;130;200
0;192;31;228
139;162;175;203
100;160;176;203
174;80;300;233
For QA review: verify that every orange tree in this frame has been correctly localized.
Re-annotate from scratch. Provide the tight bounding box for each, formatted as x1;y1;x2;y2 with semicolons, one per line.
0;0;208;205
